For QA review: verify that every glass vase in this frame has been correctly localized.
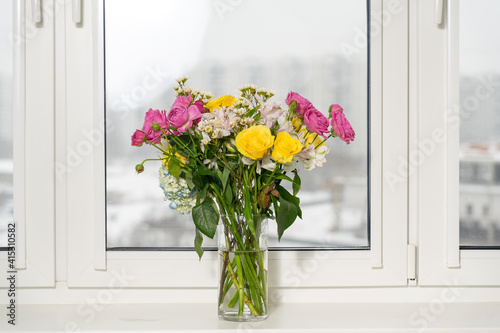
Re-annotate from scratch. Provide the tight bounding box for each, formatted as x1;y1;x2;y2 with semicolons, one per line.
217;214;268;321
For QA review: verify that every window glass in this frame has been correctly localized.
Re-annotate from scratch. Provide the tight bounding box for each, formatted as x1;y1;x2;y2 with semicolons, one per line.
0;0;13;248
459;0;500;247
105;0;369;248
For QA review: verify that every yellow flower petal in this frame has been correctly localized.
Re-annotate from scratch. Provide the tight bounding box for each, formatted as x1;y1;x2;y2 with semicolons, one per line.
205;95;238;112
298;127;325;149
162;152;187;168
272;132;303;164
235;125;275;160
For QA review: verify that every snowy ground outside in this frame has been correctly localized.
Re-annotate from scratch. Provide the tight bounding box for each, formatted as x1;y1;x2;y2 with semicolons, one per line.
106;163;369;249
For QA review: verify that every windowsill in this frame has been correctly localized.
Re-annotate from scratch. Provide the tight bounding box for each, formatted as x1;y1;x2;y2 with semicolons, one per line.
3;302;500;332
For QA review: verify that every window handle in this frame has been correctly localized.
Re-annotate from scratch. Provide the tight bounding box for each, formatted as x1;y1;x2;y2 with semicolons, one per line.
72;0;82;23
31;0;41;23
435;0;444;24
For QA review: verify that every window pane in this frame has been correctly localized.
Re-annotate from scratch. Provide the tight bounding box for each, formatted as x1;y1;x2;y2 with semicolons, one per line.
0;0;13;248
459;0;500;247
105;0;368;248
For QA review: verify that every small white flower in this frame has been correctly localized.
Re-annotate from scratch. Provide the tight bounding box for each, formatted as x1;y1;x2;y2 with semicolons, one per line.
261;156;276;172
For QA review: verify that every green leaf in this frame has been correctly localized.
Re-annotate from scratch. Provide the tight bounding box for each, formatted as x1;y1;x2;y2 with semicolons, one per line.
185;173;195;190
224;183;233;205
292;172;301;196
168;158;181;178
194;228;204;260
243;188;255;236
192;165;220;190
276;196;299;241
276;185;302;239
196;184;208;204
192;199;219;239
221;167;231;191
275;174;294;183
277;184;300;206
271;194;279;217
216;168;224;184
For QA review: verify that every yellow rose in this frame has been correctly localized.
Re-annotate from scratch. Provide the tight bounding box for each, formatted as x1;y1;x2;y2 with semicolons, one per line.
299;128;325;149
205;95;238;112
235;125;275;160
272;132;303;163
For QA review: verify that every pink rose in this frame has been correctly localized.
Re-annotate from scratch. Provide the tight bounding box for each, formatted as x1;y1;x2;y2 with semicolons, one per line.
142;109;169;144
303;107;330;139
172;95;192;110
330;104;343;113
131;129;146;147
192;100;205;118
167;95;203;134
285;92;313;116
330;104;355;144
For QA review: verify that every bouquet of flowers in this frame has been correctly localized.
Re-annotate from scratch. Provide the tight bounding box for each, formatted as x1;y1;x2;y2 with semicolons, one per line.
131;77;354;319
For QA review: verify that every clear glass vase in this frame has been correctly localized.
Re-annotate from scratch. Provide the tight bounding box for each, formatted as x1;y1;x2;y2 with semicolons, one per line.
217;214;268;321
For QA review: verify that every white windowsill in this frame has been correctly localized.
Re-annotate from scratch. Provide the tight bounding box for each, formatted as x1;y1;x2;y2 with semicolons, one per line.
3;303;500;332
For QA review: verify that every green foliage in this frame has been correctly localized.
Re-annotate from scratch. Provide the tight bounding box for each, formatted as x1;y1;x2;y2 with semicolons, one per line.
243;188;255;236
292;171;301;196
192;198;219;239
194;228;204;260
192;165;220;190
168;158;181;178
276;185;302;240
169;134;194;157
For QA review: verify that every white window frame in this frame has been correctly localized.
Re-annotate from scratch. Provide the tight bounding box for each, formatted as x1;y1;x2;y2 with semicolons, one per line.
416;0;500;286
0;0;56;288
63;0;409;290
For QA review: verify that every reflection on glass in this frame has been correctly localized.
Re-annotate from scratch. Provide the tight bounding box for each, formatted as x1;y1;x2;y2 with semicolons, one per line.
105;0;368;248
459;0;500;246
0;1;13;248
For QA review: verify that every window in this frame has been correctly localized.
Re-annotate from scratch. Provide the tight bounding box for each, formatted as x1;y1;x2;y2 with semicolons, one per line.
417;0;500;285
0;0;13;248
0;0;55;288
104;0;369;249
66;0;409;288
459;0;500;247
4;0;498;299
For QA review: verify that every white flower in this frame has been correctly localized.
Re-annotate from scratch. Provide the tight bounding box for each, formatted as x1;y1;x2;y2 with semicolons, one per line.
158;166;196;214
283;160;297;172
260;156;276;173
255;94;282;128
241;156;255;166
295;144;330;170
204;157;217;169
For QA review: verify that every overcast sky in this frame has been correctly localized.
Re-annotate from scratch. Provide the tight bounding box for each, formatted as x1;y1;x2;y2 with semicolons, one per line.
0;0;499;89
104;0;366;99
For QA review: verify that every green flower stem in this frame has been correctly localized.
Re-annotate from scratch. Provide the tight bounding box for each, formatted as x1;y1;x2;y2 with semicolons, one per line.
257;251;268;309
227;290;240;309
315;133;333;148
139;158;163;165
235;254;244;316
143;140;168;154
225;258;260;317
261;165;281;190
218;251;230;306
239;249;265;297
211;185;244;245
167;134;197;157
221;256;237;303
